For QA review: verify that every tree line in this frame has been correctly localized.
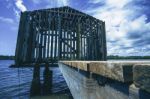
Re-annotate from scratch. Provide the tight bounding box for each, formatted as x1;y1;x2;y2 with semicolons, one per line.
0;55;150;60
107;55;150;59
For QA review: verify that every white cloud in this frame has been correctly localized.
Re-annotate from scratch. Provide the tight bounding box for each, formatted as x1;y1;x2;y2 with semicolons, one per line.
89;0;105;4
46;0;69;8
60;0;69;6
15;0;27;12
106;0;132;8
0;16;14;24
89;0;131;7
14;0;27;21
0;16;18;31
127;15;150;33
86;0;150;56
32;0;69;8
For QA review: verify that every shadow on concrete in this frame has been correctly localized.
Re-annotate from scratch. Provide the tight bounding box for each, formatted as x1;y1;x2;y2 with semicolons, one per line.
60;63;150;99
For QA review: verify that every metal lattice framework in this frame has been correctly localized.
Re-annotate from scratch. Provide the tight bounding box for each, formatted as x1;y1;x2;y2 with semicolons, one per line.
15;6;107;65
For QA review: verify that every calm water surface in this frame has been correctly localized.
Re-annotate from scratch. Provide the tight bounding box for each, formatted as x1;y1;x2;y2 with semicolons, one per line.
0;60;71;99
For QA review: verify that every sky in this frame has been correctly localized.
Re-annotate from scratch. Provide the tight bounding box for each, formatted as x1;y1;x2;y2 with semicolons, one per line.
0;0;150;56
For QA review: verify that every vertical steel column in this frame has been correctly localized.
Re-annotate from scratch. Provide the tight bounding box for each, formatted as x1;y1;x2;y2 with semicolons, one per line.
51;17;54;59
54;15;57;60
31;20;36;62
15;12;26;65
73;22;76;59
47;13;51;60
39;12;43;61
66;20;69;59
77;18;81;59
102;22;107;60
80;20;83;59
58;15;62;59
63;21;66;59
54;13;57;60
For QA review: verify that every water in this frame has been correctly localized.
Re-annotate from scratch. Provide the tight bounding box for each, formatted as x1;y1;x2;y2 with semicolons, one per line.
0;60;71;99
0;59;149;99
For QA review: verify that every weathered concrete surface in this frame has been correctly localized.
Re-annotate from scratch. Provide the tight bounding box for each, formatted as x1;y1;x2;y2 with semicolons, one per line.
60;61;150;83
59;62;150;99
89;61;134;82
129;84;150;99
133;64;150;93
61;61;90;71
59;63;129;99
129;84;140;99
59;61;150;99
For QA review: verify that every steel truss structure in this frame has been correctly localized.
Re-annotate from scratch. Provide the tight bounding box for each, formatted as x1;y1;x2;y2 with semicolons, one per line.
15;6;107;65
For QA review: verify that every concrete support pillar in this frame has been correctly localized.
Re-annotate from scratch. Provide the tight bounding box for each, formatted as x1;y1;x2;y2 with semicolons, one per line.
30;63;41;96
43;62;53;95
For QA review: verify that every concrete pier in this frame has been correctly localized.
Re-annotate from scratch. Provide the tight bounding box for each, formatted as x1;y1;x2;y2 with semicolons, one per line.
30;63;53;96
59;61;150;99
43;63;53;95
133;64;150;93
30;63;41;96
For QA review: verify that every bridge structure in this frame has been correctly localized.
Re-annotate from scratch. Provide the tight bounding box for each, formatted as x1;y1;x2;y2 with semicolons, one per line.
15;6;107;65
14;6;150;99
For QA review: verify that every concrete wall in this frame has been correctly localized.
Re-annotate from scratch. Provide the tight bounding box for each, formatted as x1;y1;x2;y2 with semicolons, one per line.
59;62;150;99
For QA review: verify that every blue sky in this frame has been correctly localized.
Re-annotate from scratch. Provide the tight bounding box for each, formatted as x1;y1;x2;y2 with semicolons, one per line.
0;0;150;56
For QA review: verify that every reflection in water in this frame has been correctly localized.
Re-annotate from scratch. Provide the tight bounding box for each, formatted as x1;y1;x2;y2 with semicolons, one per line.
30;63;59;96
43;63;52;95
0;60;72;99
30;63;41;96
30;63;73;99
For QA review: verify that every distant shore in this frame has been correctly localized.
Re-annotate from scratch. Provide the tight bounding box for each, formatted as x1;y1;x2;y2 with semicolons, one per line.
0;55;14;60
0;55;150;60
107;55;150;60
